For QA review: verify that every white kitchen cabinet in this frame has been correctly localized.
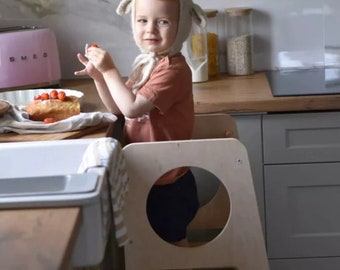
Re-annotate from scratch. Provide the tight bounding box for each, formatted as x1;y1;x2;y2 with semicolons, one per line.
263;112;340;164
265;163;340;258
262;111;340;269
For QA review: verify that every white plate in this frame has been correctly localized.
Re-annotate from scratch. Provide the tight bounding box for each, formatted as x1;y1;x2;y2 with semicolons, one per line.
0;88;84;108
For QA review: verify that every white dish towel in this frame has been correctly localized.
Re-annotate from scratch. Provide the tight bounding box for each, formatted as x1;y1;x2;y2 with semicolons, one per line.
78;137;130;247
0;101;117;134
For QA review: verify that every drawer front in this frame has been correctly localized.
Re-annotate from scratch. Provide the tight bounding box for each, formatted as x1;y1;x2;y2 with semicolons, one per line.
265;162;340;258
270;257;340;270
263;112;340;164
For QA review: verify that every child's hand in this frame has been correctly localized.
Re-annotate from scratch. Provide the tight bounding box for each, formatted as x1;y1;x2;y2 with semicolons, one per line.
74;44;102;80
85;44;116;74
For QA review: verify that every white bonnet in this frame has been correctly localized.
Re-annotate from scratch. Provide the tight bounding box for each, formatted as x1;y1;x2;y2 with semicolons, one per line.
116;0;206;89
116;0;206;56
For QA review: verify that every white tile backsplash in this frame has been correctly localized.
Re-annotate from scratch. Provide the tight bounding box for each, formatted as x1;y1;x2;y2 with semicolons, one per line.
1;0;340;78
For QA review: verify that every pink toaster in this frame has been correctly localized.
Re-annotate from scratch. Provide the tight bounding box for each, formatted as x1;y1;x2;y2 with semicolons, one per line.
0;26;61;91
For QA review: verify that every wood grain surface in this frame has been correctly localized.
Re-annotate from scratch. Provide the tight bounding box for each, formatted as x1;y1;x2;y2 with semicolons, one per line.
0;207;81;270
2;73;340;142
193;72;340;114
0;122;111;142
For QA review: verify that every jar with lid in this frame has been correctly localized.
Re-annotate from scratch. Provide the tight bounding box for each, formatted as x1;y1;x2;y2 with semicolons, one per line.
183;16;208;82
205;9;219;78
225;8;253;75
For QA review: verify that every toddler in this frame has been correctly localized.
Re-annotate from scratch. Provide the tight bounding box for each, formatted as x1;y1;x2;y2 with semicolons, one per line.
75;0;206;246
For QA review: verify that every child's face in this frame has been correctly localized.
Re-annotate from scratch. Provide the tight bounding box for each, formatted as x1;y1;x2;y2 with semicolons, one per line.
134;0;179;54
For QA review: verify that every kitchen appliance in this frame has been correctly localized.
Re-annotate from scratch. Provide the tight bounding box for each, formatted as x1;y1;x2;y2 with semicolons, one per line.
0;26;61;91
267;68;340;97
0;139;113;267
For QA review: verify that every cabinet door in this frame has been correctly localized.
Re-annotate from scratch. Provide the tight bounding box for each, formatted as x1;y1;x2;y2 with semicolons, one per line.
233;115;265;232
265;162;340;258
263;112;340;164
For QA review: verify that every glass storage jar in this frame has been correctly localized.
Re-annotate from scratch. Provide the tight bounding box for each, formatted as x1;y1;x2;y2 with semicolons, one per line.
183;16;208;82
225;8;253;75
205;9;219;78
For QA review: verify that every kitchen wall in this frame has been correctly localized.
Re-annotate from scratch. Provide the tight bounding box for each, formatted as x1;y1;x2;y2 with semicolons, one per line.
1;0;340;79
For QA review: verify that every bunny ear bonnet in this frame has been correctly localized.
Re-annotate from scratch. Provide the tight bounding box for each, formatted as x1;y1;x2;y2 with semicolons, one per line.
116;0;206;56
116;0;132;15
116;0;207;89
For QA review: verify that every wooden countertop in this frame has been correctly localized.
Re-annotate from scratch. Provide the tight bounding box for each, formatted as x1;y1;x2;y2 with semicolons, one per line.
63;73;340;115
193;72;340;114
0;207;82;270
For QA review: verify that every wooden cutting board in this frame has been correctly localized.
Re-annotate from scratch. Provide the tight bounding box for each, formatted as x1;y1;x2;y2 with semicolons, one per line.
0;122;112;143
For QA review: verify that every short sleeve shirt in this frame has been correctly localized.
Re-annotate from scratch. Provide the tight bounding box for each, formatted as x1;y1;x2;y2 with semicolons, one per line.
124;53;194;184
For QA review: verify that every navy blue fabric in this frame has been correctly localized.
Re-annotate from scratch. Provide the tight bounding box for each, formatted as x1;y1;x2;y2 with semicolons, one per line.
146;169;199;242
